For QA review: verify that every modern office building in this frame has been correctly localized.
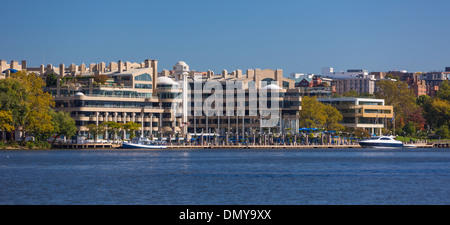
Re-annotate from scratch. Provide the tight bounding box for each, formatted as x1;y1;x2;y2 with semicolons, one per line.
2;58;399;142
318;97;394;136
18;59;303;141
43;59;173;140
173;63;303;141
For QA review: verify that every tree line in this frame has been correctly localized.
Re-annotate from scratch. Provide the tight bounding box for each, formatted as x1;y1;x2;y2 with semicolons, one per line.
372;79;448;139
0;71;76;149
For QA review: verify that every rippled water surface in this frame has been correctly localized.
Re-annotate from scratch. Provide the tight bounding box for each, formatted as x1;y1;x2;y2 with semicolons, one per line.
1;148;449;205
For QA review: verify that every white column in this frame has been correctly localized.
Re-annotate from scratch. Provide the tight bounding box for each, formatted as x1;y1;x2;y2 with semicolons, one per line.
123;112;127;140
105;112;109;140
96;112;99;126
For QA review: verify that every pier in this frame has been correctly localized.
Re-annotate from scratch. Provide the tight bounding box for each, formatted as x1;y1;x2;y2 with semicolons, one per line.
165;143;436;150
53;143;121;149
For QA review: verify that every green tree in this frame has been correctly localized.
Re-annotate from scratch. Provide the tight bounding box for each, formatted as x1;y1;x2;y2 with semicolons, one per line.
423;98;450;129
403;121;416;137
376;79;418;131
353;128;371;139
437;80;450;101
323;104;345;131
0;78;29;141
435;125;450;139
123;121;141;139
87;124;105;143
342;90;359;97
416;95;432;107
45;73;58;87
11;71;55;141
105;121;122;142
299;96;326;128
51;110;77;145
0;110;14;143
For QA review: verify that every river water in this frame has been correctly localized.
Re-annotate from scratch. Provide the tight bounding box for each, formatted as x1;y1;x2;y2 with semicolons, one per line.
0;148;449;205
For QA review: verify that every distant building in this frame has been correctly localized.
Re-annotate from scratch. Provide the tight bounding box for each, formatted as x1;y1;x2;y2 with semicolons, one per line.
332;78;376;95
424;71;449;87
297;78;313;87
289;72;314;80
321;67;373;79
322;67;377;95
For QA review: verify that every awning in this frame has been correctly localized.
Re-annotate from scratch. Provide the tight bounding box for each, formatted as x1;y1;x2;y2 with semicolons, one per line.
2;69;18;73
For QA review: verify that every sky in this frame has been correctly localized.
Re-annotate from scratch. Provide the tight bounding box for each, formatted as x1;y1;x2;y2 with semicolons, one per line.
1;0;450;75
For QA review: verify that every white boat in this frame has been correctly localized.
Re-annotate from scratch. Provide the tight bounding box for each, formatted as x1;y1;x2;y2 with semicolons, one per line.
358;136;404;148
122;137;167;149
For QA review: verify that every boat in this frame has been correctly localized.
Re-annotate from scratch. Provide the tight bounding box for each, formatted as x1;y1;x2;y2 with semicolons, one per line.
122;137;167;149
358;136;404;148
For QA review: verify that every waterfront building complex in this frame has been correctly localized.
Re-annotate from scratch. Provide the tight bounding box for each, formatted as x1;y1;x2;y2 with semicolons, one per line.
1;59;399;142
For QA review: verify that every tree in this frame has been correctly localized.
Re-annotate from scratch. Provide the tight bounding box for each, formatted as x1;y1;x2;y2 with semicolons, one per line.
105;121;122;142
0;110;14;143
353;128;371;139
416;95;432;107
423;98;450;129
51;110;77;145
87;124;105;143
94;74;108;85
298;96;326;128
342;90;359;97
376;79;418;131
45;73;58;87
435;125;450;139
403;121;416;137
0;77;29;141
123;121;141;139
323;104;345;131
437;80;450;101
11;71;55;141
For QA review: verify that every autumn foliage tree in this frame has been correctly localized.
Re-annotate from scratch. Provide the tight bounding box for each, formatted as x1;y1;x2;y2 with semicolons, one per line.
94;74;108;84
299;96;344;131
0;109;14;142
11;71;55;141
376;79;425;134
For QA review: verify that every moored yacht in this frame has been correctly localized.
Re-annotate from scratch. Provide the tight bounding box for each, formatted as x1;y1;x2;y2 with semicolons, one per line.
358;136;404;148
122;137;167;149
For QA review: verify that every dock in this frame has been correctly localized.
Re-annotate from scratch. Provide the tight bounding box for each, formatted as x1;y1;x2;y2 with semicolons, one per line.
167;143;437;150
53;143;121;149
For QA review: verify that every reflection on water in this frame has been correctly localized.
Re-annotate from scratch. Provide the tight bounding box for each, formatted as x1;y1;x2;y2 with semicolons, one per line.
0;148;449;205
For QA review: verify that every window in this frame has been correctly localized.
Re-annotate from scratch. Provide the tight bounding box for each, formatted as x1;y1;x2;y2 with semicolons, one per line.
135;84;152;89
134;73;152;81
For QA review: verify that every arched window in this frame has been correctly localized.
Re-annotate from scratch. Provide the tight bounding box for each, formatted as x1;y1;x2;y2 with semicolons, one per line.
135;73;152;81
261;78;275;87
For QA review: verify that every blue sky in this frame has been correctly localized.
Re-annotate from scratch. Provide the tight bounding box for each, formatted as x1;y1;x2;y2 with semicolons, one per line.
1;0;450;75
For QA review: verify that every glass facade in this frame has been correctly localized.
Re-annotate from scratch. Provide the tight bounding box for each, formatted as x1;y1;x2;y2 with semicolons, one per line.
134;73;152;81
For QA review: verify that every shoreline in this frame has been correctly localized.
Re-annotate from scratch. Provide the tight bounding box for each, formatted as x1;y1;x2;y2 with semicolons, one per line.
1;143;440;150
